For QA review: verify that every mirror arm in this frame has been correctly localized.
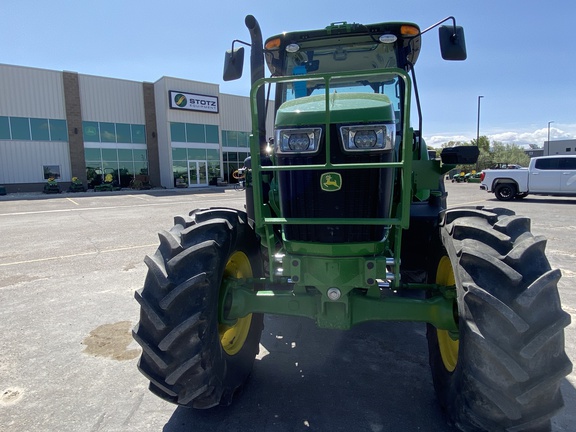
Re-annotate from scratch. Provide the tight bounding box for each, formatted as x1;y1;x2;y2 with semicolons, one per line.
421;16;458;38
230;39;251;59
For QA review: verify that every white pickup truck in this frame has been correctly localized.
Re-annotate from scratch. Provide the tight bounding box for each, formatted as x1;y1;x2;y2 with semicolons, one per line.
480;155;576;200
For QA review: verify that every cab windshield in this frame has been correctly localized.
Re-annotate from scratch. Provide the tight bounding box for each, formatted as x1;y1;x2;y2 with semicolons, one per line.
274;38;404;111
283;38;398;76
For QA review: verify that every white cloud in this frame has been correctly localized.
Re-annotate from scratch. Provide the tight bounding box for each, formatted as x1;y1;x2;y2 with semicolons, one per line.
425;124;576;148
425;135;470;147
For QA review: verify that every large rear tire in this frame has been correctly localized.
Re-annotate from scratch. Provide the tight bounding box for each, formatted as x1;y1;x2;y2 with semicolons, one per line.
427;206;572;431
133;208;264;408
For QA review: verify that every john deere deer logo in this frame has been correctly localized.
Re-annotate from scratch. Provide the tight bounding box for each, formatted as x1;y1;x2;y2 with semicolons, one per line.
320;172;342;192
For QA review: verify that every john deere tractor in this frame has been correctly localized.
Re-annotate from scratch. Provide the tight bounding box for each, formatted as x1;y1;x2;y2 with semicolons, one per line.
133;15;572;431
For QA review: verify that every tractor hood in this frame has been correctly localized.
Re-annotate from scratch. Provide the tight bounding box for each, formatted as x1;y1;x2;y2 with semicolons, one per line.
275;93;395;127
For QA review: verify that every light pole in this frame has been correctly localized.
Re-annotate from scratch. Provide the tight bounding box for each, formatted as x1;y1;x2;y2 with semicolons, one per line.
476;96;484;171
476;96;484;146
547;121;554;152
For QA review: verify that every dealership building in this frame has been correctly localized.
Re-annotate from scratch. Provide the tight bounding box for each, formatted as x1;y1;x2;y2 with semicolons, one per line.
0;63;273;193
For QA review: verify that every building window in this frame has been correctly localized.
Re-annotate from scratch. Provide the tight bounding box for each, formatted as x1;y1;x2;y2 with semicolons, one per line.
0;116;68;141
172;161;187;185
101;148;118;162
187;148;206;160
10;117;31;140
30;118;50;141
221;130;251;183
84;146;148;188
82;121;146;143
100;122;117;143
222;130;251;148
131;124;146;144
226;131;238;147
133;149;147;163
49;119;68;141
172;148;187;160
85;148;101;161
170;122;220;144
238;131;250;147
206;125;219;143
207;149;220;179
172;146;221;186
116;123;131;143
83;121;100;142
170;123;186;142
186;123;205;143
0;116;11;139
43;165;61;180
566;148;571;152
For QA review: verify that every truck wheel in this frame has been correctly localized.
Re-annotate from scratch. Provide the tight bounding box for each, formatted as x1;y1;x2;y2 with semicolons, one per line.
133;208;264;409
427;206;572;431
494;183;517;201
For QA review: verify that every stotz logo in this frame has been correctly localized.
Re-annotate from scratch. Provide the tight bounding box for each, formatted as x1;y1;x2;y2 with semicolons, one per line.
174;93;187;108
320;172;342;192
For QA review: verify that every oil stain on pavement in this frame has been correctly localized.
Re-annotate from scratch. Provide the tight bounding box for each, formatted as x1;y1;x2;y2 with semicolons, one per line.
83;321;140;361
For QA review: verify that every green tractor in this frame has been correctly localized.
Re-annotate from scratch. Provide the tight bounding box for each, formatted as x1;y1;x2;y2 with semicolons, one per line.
133;15;572;431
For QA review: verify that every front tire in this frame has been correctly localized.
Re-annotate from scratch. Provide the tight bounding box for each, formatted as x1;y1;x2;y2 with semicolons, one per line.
133;208;264;408
427;206;572;431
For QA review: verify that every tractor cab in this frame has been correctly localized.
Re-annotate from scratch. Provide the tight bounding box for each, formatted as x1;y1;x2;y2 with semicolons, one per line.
264;21;421;104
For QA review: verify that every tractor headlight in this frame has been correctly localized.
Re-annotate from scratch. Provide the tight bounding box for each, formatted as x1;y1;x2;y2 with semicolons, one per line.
275;128;322;154
340;124;395;152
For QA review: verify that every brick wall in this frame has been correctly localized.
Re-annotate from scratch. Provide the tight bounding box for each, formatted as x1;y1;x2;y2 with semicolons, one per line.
63;71;87;184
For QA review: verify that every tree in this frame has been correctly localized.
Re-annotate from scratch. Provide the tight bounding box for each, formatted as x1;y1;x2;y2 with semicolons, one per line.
434;137;530;172
490;141;530;167
470;135;490;153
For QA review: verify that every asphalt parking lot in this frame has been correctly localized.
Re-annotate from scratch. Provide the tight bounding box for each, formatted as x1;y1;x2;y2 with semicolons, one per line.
0;183;574;431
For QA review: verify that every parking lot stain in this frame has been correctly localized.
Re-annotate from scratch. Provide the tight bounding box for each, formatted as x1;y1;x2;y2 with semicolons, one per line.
83;321;140;361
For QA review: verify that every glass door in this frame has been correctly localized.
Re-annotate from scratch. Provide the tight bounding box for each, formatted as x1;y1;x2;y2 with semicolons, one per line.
187;160;209;187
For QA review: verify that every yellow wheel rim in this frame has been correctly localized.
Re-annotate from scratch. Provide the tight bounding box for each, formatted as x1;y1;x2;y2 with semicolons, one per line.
436;256;459;372
219;251;254;356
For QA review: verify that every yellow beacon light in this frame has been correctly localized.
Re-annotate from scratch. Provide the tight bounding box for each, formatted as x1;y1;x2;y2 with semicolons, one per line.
401;25;419;36
265;38;281;50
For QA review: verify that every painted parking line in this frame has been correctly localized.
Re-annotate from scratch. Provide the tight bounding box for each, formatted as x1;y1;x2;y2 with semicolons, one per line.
127;194;149;201
447;199;488;208
0;243;158;267
0;197;234;217
66;197;80;206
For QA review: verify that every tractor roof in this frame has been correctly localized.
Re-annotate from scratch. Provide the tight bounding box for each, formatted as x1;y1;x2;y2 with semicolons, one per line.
264;21;422;75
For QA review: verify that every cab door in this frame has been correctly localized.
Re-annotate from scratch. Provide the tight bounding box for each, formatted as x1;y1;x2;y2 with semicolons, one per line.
560;157;576;193
529;158;561;193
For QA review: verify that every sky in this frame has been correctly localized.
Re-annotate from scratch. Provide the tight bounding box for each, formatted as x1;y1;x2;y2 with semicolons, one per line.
2;0;575;148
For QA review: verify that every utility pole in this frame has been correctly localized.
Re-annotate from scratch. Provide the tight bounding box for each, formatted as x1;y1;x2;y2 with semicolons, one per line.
476;95;484;171
547;121;554;155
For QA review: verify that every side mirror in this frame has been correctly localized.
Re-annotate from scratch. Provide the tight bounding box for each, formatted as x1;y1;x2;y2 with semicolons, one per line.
223;47;245;81
439;25;467;60
440;146;479;165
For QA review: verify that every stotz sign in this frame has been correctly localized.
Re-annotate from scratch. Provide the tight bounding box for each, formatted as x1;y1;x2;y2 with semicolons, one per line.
169;91;219;113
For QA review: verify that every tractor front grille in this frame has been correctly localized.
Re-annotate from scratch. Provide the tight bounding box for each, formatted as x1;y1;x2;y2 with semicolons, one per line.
277;127;394;243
